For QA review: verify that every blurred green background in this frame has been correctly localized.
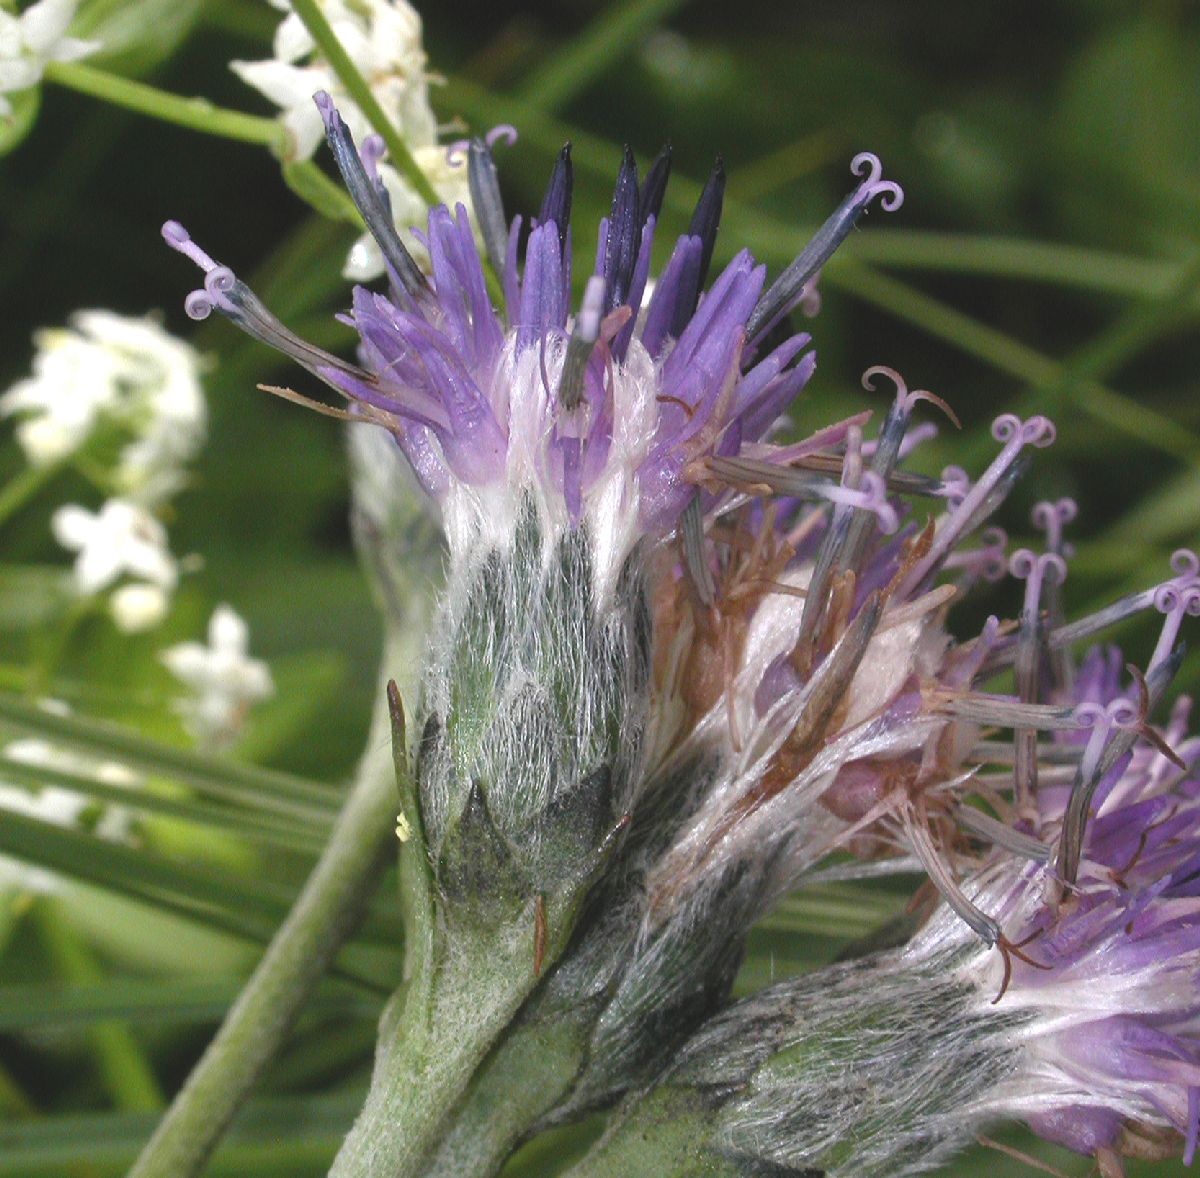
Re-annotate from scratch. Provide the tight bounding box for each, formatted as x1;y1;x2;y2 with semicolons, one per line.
0;0;1197;1174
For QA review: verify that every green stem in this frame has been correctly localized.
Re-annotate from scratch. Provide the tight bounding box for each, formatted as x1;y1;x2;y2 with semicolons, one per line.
327;902;552;1178
825;257;1200;464
441;74;1200;303
949;250;1200;470
0;461;63;530
287;0;439;204
846;229;1200;305
416;1011;591;1178
126;663;402;1178
43;62;283;148
26;596;97;699
34;897;164;1112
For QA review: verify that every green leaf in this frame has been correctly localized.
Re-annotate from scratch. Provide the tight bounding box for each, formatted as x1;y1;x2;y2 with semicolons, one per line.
0;1093;362;1176
0;691;342;822
0;975;377;1031
0;810;298;934
0;753;328;855
0;810;399;989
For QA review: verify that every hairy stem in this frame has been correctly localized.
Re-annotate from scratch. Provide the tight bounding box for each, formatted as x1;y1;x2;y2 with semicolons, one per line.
561;1088;740;1178
127;666;401;1178
416;1011;590;1177
0;461;64;530
328;900;554;1178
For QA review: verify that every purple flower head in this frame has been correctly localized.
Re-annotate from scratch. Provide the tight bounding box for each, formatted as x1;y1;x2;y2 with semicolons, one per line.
898;649;1200;1170
162;95;904;586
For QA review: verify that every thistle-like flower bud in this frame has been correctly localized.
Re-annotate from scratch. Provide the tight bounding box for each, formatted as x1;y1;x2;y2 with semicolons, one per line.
161;107;917;1172
568;645;1200;1178
160;99;914;943
415;505;649;928
161;99;1200;1176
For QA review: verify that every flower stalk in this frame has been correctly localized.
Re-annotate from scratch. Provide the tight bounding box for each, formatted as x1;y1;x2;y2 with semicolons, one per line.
44;61;284;147
328;888;570;1177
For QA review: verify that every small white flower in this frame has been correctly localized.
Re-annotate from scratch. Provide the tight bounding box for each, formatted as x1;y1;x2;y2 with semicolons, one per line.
0;0;100;118
52;498;178;596
77;311;207;502
231;0;438;161
1;310;206;503
161;605;274;747
229;0;466;279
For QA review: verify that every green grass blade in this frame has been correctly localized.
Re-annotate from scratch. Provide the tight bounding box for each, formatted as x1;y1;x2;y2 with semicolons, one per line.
0;809;403;946
758;882;908;939
0;811;297;931
0;1092;363;1176
0;976;378;1031
0;692;342;821
0;755;328;855
856;229;1200;306
33;899;164;1112
825;259;1200;464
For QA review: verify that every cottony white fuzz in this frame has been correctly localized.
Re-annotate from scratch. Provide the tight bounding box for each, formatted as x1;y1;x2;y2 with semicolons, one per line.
437;332;661;611
646;565;951;921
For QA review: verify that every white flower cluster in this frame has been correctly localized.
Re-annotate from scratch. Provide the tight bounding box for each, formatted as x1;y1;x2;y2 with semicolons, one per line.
2;310;273;749
230;0;470;280
161;605;274;749
51;498;178;631
0;0;98;119
1;310;206;632
1;310;206;497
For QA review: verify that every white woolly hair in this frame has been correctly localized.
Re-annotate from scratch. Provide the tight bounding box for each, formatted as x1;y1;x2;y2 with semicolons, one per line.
712;859;1200;1175
677;947;1025;1178
643;564;950;928
437;331;662;611
416;493;648;854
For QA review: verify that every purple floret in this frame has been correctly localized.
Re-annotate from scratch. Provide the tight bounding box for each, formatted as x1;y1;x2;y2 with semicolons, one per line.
162;95;905;545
